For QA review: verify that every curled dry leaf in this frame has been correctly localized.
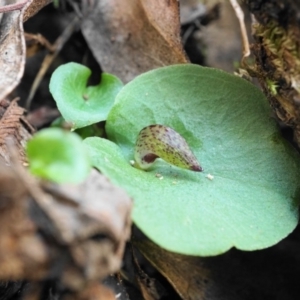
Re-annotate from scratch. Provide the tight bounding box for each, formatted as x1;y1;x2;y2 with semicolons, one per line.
23;0;52;22
0;159;132;296
0;0;51;164
0;1;27;100
0;0;51;101
0;99;34;164
82;0;188;83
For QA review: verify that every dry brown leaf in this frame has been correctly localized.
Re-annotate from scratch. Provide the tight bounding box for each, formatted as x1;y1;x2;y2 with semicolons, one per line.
0;160;49;280
132;247;166;300
26;106;60;128
0;1;52;164
82;0;188;83
135;237;300;300
41;169;131;252
32;169;132;290
134;238;209;300
0;0;51;101
23;0;52;22
0;99;34;163
0;159;132;296
0;1;27;100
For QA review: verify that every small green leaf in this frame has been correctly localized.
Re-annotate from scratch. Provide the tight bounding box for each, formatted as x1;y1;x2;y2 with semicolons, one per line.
84;64;300;256
27;128;91;183
49;62;123;129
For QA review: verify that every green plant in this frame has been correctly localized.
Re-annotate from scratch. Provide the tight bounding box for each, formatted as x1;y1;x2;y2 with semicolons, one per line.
29;63;300;256
26;128;91;184
49;62;123;130
26;62;121;184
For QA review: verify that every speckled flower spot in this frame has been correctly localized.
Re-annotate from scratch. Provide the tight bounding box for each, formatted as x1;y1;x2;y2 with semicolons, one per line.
133;124;203;172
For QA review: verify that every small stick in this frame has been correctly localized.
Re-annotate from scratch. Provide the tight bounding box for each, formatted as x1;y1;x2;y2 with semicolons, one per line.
0;0;30;13
25;16;81;109
229;0;250;64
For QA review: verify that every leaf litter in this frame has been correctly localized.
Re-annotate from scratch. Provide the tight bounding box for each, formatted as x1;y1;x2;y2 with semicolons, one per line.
0;0;299;299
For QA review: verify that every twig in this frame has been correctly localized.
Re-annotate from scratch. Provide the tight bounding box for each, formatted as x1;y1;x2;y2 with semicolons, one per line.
66;0;83;18
0;0;30;13
229;0;250;64
25;16;81;109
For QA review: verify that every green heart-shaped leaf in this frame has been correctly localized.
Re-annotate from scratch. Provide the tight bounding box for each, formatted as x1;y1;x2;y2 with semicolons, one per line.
84;64;300;255
49;62;123;129
27;128;91;183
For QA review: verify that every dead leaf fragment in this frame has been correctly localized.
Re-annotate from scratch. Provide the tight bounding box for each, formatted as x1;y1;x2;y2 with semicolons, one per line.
23;0;52;22
26;106;60;128
82;0;188;83
134;238;209;300
132;247;167;300
0;158;132;297
0;4;26;100
0;99;34;164
0;160;49;280
135;237;300;300
33;169;132;290
0;0;51;101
